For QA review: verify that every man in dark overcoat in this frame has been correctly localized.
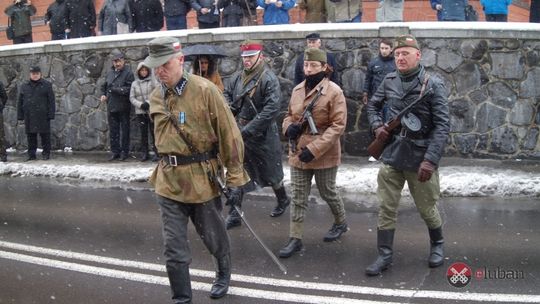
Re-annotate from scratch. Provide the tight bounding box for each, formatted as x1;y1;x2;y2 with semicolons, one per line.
17;66;56;161
65;0;96;38
129;0;163;32
0;81;8;162
100;50;134;161
223;39;290;228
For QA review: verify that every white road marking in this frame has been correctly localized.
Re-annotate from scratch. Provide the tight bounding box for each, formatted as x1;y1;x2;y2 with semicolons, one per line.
0;250;401;304
1;241;539;303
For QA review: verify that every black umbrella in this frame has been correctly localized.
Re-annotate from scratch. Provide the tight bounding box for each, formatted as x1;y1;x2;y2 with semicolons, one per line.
182;44;228;61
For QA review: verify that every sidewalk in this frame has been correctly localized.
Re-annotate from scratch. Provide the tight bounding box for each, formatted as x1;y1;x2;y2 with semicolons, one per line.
1;150;539;197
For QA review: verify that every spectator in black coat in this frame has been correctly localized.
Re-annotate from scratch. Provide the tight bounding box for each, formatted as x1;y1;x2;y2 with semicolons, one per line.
531;0;540;23
65;0;96;38
45;0;67;40
4;0;36;44
218;0;256;27
294;33;340;86
191;0;220;29
164;0;191;30
129;0;163;32
17;66;56;161
100;50;134;161
0;81;8;162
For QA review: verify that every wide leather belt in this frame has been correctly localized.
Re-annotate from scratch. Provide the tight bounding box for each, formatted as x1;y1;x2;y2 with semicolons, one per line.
161;150;218;167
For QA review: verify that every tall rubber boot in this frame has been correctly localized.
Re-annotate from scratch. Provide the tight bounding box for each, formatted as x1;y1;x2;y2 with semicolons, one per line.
166;262;192;304
210;254;231;299
270;185;290;217
428;226;444;268
365;229;395;276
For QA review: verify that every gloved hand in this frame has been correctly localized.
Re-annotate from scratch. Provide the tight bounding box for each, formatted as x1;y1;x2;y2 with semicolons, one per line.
374;126;390;142
140;102;150;111
298;147;315;163
225;187;243;207
417;160;436;182
285;123;302;140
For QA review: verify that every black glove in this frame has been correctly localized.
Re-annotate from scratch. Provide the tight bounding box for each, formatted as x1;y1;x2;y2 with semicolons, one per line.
225;187;243;207
140;102;150;111
298;147;315;163
285;123;302;140
329;0;342;2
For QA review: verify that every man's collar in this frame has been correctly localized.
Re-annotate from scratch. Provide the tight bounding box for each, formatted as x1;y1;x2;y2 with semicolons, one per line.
161;73;189;97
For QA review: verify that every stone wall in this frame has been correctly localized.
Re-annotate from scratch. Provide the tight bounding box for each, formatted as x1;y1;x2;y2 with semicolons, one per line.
0;22;539;159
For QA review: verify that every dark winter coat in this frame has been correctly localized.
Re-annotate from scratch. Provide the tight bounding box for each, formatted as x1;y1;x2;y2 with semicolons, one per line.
367;66;450;171
45;0;67;35
163;0;191;17
101;65;134;113
294;52;340;86
363;54;396;98
218;0;256;27
129;0;163;32
223;66;285;188
191;0;220;25
17;78;56;134
99;0;133;35
4;2;36;38
531;0;540;23
0;82;7;113
65;0;96;38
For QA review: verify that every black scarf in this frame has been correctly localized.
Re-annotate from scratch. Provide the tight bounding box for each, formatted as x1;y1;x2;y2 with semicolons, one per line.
305;71;326;92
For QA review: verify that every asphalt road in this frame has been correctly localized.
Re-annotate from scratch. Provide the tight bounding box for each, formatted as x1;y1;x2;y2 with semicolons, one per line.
0;176;539;304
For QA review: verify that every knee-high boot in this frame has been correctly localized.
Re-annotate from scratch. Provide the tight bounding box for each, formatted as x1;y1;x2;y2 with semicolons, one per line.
166;262;192;304
210;254;231;298
270;185;290;217
428;226;444;268
365;229;395;276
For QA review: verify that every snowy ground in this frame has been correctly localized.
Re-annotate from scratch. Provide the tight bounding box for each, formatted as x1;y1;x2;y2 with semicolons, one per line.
0;152;538;198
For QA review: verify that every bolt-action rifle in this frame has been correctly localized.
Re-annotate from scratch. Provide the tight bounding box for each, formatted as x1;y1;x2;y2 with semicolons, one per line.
290;87;322;153
367;88;433;159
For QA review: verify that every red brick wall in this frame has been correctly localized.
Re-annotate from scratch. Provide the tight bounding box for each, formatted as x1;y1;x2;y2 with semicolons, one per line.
0;0;533;45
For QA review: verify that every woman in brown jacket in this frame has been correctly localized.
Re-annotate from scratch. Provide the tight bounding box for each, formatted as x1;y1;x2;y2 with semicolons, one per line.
279;48;348;258
191;55;224;92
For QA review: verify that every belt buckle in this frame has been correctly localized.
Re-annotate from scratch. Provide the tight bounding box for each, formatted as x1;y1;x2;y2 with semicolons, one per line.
400;128;407;138
168;155;177;166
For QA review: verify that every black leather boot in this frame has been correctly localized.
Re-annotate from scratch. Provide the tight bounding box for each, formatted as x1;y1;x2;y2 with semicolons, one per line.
323;222;349;242
270;185;290;217
428;227;444;268
279;238;303;258
140;150;150;162
365;229;395;276
166;262;192;304
210;254;231;299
